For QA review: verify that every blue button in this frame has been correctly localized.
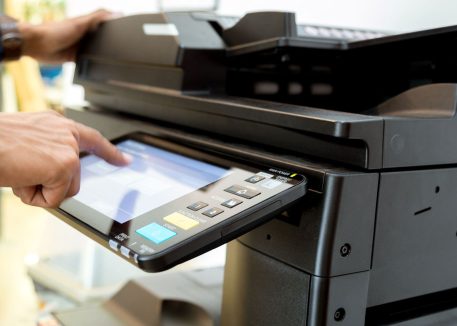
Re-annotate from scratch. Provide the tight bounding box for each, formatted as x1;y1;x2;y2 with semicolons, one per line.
136;223;176;244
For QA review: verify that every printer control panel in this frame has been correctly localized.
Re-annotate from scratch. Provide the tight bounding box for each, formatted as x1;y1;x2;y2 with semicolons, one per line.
57;132;307;272
108;166;305;272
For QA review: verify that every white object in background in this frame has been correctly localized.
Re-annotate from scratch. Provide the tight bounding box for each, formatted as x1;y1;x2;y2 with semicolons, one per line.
158;0;219;11
218;0;457;33
1;72;19;113
66;0;158;17
61;62;88;108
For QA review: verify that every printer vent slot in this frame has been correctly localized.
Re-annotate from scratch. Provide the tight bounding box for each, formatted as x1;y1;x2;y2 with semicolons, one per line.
366;286;457;325
414;207;431;216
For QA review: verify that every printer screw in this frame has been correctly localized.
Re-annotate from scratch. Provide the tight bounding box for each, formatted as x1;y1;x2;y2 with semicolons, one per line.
334;308;346;321
340;244;351;257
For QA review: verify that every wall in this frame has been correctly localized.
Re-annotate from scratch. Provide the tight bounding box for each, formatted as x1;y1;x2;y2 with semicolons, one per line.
218;0;457;32
67;0;457;33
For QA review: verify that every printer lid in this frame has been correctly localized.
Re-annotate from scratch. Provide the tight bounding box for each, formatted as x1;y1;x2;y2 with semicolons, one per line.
80;12;225;67
74;12;457;170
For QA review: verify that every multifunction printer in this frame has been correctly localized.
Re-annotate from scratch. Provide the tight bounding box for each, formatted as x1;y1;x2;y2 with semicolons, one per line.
55;11;457;326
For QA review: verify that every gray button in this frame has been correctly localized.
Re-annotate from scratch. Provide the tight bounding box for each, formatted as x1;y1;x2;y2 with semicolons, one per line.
203;207;224;218
245;175;265;184
187;201;208;211
120;246;130;258
109;239;119;251
225;185;261;199
222;198;243;208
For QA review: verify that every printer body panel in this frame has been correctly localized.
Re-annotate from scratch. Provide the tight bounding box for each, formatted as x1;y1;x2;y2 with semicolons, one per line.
237;172;378;277
368;168;457;307
222;240;311;326
222;240;371;326
81;81;384;169
307;271;371;326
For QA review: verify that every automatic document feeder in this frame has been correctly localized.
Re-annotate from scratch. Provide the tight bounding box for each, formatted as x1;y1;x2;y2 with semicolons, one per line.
52;11;457;326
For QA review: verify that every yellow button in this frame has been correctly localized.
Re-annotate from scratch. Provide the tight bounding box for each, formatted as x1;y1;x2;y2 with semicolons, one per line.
164;212;199;230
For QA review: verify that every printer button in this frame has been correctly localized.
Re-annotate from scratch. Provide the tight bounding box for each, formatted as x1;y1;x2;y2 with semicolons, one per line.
245;175;265;184
109;239;119;251
120;246;130;258
136;223;177;244
202;207;224;218
187;201;208;211
225;185;261;199
221;198;243;208
164;212;199;230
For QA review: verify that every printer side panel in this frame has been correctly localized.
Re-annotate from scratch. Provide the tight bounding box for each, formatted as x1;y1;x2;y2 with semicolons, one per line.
221;240;311;326
236;172;379;277
222;172;378;325
368;168;457;307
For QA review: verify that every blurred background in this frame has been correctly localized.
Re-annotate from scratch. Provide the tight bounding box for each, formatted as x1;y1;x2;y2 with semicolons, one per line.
2;0;457;325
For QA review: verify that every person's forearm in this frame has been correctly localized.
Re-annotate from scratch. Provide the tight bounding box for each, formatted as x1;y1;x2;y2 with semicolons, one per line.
0;15;43;61
1;10;114;64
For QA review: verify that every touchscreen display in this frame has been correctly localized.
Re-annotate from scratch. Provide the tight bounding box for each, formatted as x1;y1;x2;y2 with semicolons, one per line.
72;140;230;223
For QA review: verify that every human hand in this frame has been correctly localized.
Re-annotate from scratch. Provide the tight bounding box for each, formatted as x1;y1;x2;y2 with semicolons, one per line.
18;9;117;63
0;111;130;208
